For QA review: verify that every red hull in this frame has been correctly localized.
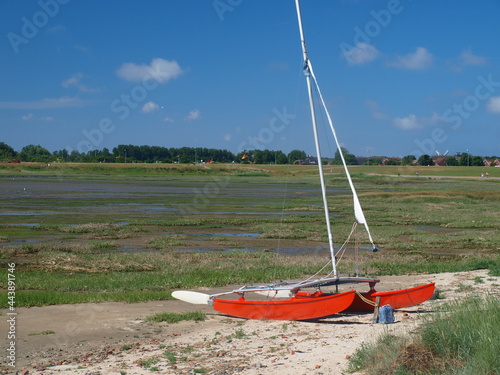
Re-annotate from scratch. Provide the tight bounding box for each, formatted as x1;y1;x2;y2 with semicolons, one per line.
345;282;436;312
212;290;356;320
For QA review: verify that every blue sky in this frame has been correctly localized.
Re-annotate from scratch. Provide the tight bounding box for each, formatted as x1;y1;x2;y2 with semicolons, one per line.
1;0;499;158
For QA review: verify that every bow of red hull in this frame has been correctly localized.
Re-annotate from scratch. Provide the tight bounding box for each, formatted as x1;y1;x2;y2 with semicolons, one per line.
212;290;356;320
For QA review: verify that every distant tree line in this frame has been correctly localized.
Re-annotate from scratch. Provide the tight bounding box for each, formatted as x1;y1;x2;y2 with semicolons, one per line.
400;153;489;167
0;141;309;165
0;141;496;166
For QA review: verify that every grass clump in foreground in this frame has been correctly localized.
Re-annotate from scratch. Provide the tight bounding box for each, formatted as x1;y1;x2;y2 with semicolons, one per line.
146;311;206;323
347;294;500;375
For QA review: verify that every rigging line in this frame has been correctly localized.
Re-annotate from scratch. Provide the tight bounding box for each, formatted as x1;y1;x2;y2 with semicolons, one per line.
302;257;332;282
355;290;377;307
312;80;335;165
335;221;358;265
307;60;377;250
311;221;359;282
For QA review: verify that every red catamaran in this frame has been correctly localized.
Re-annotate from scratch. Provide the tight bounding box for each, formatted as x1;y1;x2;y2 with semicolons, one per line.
173;0;435;320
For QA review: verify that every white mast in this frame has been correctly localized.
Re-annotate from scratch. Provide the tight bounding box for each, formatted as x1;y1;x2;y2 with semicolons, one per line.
295;0;338;276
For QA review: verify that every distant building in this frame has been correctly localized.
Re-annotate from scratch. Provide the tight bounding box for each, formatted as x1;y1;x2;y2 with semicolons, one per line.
299;156;318;165
431;156;447;166
484;158;500;167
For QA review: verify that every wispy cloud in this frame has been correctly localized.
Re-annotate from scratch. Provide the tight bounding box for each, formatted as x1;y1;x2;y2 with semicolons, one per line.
393;112;444;130
163;117;174;123
141;101;159;113
61;73;99;93
116;58;183;84
0;97;85;110
460;49;487;67
389;47;433;70
21;113;34;121
365;99;389;119
487;96;500;113
450;49;488;72
74;44;91;53
186;109;201;121
342;42;380;65
21;113;54;121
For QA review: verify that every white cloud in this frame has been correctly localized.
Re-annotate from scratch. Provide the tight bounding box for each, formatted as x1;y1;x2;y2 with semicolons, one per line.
141;101;159;113
186;109;201;121
487;96;500;113
61;73;99;93
451;49;488;72
393;112;445;130
61;73;82;88
116;58;183;84
21;113;34;121
21;113;53;121
223;134;232;141
342;43;380;65
389;47;433;70
163;117;174;123
393;114;422;130
460;49;487;67
0;97;85;109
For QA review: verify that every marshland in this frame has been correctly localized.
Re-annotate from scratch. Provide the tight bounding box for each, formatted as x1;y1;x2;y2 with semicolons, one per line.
1;163;498;308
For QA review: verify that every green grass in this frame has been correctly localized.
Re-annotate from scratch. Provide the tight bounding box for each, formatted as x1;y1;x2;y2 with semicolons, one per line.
146;311;206;323
228;328;247;340
1;164;499;307
9;290;170;307
1;251;498;308
420;295;499;374
138;357;161;369
1;163;499;178
164;350;177;364
347;295;500;375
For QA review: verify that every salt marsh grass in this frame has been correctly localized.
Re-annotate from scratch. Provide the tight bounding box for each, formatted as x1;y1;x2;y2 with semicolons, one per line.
348;294;500;375
1;164;499;307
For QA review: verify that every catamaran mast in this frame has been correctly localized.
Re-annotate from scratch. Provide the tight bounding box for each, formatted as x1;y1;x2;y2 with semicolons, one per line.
295;0;338;276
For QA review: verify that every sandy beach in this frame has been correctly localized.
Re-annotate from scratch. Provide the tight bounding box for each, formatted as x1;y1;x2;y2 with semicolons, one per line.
3;269;498;375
